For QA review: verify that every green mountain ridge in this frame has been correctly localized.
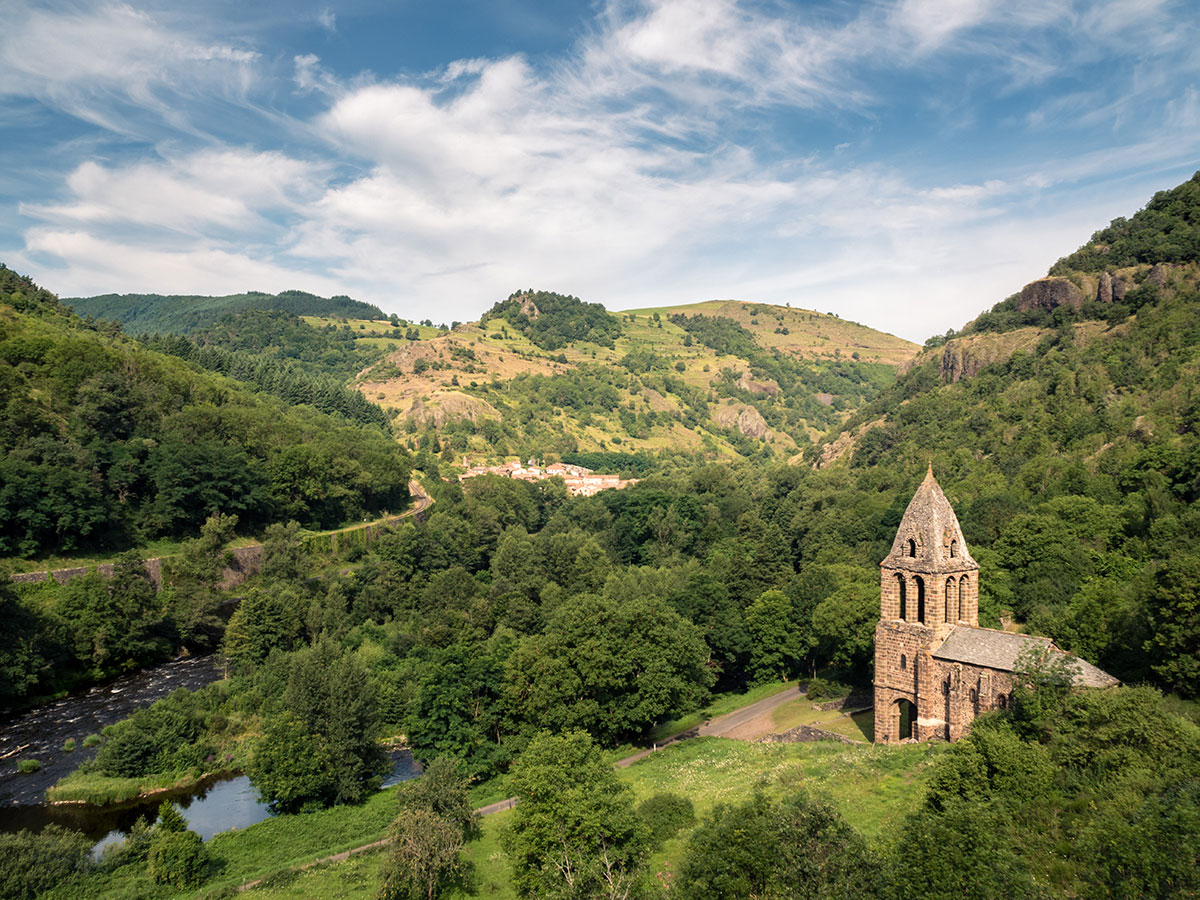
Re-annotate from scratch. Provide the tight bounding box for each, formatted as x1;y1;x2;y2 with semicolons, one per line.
67;288;386;335
351;296;919;467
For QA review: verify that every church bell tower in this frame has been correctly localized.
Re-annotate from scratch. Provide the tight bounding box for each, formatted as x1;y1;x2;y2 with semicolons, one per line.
874;465;979;742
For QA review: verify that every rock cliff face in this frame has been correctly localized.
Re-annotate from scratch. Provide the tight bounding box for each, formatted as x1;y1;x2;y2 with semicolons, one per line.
1017;277;1084;313
1096;272;1120;303
408;392;501;427
937;328;1046;383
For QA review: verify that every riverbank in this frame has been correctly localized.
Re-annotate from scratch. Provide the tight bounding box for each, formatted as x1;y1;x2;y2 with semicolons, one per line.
0;655;225;809
47;767;242;807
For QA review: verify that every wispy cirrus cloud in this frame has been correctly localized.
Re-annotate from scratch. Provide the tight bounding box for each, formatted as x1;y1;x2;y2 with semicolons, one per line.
0;1;261;137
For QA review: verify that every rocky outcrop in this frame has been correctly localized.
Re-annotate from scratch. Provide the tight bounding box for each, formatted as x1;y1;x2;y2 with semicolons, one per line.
759;724;859;745
716;403;770;439
817;416;887;468
1095;271;1132;303
518;294;541;319
1017;277;1084;313
1145;263;1169;287
736;370;781;396
408;392;501;428
937;327;1045;383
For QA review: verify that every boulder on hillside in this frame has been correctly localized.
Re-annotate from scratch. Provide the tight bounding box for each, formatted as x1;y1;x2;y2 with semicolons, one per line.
716;403;770;439
1096;270;1134;303
736;370;781;396
1017;277;1084;313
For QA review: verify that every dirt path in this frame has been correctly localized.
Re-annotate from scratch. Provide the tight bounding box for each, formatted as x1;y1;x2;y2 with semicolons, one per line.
236;684;804;893
10;477;432;588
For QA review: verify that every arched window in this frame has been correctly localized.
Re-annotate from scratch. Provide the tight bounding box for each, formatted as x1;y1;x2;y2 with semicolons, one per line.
914;575;925;624
997;693;1007;710
900;654;907;671
969;688;978;706
907;538;917;558
945;578;955;623
950;539;958;558
897;574;907;621
958;576;968;619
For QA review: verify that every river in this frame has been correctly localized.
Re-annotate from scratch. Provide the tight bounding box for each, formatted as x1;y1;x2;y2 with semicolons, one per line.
0;655;420;851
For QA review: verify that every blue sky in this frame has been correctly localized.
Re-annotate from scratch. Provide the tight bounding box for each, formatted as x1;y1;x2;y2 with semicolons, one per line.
2;0;1197;341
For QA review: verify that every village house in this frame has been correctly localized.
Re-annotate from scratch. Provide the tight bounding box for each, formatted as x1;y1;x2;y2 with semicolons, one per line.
458;457;633;497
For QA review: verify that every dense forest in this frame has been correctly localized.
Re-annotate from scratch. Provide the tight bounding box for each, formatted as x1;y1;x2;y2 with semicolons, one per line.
482;290;623;350
0;266;411;560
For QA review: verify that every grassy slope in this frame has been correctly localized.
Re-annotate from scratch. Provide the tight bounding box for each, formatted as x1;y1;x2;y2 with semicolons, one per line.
202;738;940;900
339;299;917;462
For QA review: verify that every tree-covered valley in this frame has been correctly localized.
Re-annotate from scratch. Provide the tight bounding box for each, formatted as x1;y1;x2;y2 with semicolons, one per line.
2;173;1200;899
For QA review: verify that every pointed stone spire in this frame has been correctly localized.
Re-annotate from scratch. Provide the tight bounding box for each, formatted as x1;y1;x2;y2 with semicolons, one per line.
885;466;975;570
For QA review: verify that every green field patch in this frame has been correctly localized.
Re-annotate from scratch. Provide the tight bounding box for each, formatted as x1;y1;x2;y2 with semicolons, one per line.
622;737;939;845
770;696;874;741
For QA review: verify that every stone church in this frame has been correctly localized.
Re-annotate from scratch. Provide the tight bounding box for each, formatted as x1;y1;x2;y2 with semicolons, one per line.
874;466;1118;743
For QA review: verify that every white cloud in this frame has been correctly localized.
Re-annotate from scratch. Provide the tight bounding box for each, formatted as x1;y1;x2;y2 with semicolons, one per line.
19;228;348;299
7;0;1200;340
0;2;259;135
892;0;996;51
22;150;326;235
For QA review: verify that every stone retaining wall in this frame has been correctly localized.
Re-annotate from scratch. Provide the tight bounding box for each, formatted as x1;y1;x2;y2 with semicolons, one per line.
10;544;264;593
811;690;872;711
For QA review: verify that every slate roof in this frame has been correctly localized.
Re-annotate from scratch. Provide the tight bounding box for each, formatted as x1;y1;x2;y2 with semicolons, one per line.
932;625;1119;688
885;464;976;569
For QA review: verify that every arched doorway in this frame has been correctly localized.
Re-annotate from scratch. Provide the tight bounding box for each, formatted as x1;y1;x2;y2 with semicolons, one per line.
896;699;916;740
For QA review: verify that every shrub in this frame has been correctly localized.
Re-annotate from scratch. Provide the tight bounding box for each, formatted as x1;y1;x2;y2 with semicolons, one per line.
92;689;207;777
82;734;101;748
62;738;76;752
637;792;695;848
100;816;153;867
0;825;94;900
147;828;209;888
156;801;188;833
804;677;850;701
16;759;41;774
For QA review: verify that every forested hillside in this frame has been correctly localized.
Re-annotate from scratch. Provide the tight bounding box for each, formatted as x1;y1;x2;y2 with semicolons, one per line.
0;266;411;559
68;288;385;335
806;171;1200;698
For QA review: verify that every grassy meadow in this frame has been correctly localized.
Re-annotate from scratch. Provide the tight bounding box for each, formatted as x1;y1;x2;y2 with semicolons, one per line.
38;735;938;899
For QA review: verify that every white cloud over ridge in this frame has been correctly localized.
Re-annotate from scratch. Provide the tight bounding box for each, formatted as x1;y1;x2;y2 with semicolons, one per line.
5;0;1200;340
